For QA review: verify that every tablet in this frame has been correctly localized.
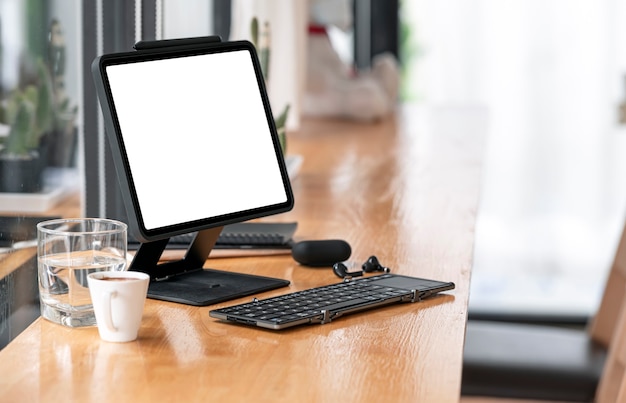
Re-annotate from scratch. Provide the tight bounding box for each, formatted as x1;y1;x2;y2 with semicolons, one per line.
91;39;294;243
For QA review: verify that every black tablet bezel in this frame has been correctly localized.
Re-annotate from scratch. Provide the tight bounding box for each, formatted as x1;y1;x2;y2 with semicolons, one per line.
91;40;294;243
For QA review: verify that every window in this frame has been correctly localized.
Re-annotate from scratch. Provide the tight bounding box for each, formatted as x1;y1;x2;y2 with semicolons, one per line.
0;0;84;349
0;0;235;350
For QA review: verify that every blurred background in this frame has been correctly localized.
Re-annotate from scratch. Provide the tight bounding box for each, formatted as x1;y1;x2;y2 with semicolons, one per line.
1;0;626;350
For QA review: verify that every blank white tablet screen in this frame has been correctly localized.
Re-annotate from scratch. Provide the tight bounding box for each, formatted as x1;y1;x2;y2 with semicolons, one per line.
105;50;287;231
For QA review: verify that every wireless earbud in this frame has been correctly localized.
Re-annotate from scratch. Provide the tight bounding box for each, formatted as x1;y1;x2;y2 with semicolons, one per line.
333;256;391;279
361;255;390;273
332;262;363;279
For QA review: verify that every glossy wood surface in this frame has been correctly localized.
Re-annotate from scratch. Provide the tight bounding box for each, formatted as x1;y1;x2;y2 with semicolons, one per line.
0;105;485;402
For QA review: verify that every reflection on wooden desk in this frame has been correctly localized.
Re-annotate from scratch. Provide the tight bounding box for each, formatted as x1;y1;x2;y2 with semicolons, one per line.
0;105;486;402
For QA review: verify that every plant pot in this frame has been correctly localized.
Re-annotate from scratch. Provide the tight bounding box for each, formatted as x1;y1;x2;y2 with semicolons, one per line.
0;153;44;193
47;121;77;168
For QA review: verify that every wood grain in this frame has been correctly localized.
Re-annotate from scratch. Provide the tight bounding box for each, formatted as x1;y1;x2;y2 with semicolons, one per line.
0;105;486;402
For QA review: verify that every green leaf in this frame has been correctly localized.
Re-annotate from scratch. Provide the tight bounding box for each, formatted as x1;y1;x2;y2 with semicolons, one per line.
6;96;35;156
35;59;54;134
22;86;40;149
250;17;259;47
274;104;290;130
274;104;290;155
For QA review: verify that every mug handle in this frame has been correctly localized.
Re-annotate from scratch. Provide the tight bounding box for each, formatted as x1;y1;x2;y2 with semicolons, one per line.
102;290;118;332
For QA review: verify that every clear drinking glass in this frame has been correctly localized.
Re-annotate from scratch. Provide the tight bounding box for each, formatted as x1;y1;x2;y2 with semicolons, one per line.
37;218;128;327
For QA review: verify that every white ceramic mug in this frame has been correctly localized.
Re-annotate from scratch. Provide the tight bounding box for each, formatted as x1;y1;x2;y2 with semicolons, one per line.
87;271;150;342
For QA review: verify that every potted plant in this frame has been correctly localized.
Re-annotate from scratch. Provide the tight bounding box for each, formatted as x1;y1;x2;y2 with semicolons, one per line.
0;60;53;193
46;18;78;167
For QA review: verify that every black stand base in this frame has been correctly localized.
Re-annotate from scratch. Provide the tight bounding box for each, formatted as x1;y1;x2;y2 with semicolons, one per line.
129;226;289;306
146;268;289;306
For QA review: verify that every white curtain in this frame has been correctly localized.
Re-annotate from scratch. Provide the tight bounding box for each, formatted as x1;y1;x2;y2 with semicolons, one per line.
405;0;626;314
409;0;626;220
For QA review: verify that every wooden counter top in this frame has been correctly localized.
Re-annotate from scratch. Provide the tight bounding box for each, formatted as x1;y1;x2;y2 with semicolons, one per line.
0;105;486;402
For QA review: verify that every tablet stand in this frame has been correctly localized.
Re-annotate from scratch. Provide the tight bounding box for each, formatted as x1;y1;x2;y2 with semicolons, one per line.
130;227;289;306
125;36;290;306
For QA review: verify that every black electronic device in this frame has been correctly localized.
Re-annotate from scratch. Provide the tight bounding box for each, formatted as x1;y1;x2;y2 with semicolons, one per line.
291;239;352;266
332;262;364;279
332;255;390;279
210;273;455;330
91;37;294;306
